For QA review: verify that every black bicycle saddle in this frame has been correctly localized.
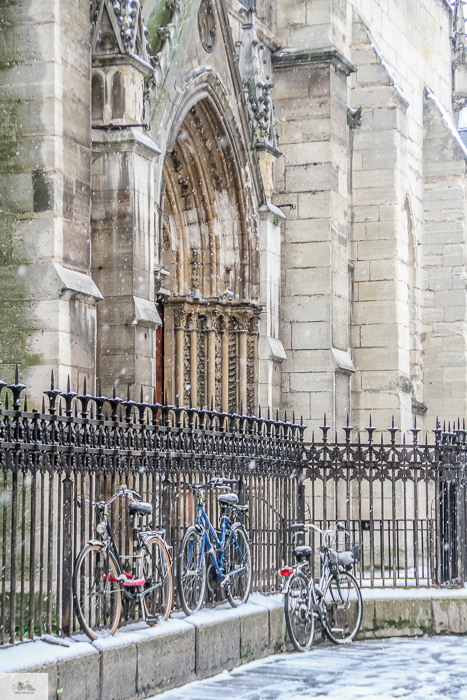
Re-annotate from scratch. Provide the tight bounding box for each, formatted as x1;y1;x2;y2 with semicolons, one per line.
293;545;312;561
217;493;239;505
129;501;153;516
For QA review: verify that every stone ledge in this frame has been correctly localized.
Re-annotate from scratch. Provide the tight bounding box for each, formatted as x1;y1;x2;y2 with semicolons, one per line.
2;592;467;698
272;46;356;75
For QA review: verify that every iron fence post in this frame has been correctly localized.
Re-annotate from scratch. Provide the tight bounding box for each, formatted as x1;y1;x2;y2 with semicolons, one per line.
297;469;305;545
161;476;172;542
61;468;73;636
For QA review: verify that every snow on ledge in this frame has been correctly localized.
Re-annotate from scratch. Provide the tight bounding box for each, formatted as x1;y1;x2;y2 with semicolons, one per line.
0;593;282;672
425;87;467;159
362;585;467;600
2;589;466;673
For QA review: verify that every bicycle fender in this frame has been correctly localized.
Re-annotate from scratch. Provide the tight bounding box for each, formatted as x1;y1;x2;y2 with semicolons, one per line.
87;539;103;547
194;523;204;536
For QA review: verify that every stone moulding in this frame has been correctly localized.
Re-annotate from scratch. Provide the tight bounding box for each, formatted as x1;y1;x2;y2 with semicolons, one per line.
272;46;356;76
133;296;162;327
268;336;286;362
91;127;161;157
331;347;355;376
54;264;103;302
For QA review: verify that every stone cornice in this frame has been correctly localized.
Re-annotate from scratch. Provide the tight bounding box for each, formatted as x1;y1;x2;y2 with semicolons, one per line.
272;46;356;75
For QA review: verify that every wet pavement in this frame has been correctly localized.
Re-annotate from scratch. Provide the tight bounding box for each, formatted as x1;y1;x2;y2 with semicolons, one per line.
154;636;467;699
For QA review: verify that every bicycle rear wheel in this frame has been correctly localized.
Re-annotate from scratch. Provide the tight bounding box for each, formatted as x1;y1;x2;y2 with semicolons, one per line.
322;570;362;644
177;526;206;616
73;542;122;641
224;524;252;607
284;571;315;652
142;536;173;624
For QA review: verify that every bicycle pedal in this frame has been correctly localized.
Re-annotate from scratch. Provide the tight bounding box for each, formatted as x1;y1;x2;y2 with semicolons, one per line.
145;615;162;624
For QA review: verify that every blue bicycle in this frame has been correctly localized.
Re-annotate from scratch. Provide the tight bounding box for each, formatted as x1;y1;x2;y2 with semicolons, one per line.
176;477;252;615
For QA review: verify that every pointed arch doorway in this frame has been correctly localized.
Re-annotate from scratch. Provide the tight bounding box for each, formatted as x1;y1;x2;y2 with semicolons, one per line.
158;94;260;411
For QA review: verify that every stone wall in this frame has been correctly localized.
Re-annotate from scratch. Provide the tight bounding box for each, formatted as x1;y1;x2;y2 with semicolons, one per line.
275;0;467;433
0;0;101;403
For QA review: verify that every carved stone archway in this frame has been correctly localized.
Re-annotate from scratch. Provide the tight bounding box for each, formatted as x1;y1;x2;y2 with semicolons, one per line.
158;92;260;410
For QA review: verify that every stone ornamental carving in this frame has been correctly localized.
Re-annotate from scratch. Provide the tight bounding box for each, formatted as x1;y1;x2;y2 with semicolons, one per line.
165;301;260;412
90;0;152;63
239;6;279;152
198;0;216;53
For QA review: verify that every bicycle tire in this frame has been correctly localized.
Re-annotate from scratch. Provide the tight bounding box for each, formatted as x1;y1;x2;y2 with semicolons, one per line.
322;570;362;644
142;536;173;624
73;542;122;641
224;523;252;607
284;571;315;652
177;525;206;616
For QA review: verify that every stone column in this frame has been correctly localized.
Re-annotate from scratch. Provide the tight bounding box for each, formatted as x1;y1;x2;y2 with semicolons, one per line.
273;47;354;428
92;129;161;399
174;312;185;407
258;203;287;412
206;316;216;409
221;323;229;411
238;324;248;413
422;92;467;423
189;319;198;406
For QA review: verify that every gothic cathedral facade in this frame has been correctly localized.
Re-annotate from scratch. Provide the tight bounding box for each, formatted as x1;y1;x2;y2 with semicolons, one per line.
1;0;467;434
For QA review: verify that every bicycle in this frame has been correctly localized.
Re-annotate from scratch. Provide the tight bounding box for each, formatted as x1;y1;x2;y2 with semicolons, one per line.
72;484;173;640
281;522;363;652
176;477;252;615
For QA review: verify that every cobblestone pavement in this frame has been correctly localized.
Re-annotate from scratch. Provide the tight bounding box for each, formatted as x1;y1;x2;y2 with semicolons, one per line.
155;636;467;700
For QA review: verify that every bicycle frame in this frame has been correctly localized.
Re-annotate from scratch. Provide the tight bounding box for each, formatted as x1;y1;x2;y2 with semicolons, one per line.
81;486;171;611
194;500;247;582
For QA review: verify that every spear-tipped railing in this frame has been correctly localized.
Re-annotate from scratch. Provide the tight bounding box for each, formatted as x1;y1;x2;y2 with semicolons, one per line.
0;372;304;646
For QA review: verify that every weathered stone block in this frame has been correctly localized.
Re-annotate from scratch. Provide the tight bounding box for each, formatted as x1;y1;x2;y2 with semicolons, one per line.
58;650;100;700
268;606;286;655
30;663;57;700
283;141;330;168
240;609;269;664
290;370;333;393
100;643;137;700
286;267;331;296
283;241;331;269
360;599;375;639
291;321;330;351
285;218;331;243
374;598;433;638
136;626;196;697
194;616;240;680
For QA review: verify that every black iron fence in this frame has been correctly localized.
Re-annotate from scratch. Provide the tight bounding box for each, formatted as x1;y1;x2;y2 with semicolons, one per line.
303;417;467;590
0;373;305;646
2;371;467;647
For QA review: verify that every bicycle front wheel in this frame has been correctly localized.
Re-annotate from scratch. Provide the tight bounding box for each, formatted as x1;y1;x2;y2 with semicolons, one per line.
225;524;252;607
284;571;315;652
322;570;362;644
73;542;122;641
177;526;206;616
142;536;173;624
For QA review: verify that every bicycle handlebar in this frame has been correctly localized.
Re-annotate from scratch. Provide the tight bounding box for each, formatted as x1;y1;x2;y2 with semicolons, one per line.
290;522;349;540
184;477;238;491
76;484;142;510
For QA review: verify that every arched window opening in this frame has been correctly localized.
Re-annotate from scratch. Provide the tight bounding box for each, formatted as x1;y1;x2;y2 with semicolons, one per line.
92;73;104;121
111;72;125;119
